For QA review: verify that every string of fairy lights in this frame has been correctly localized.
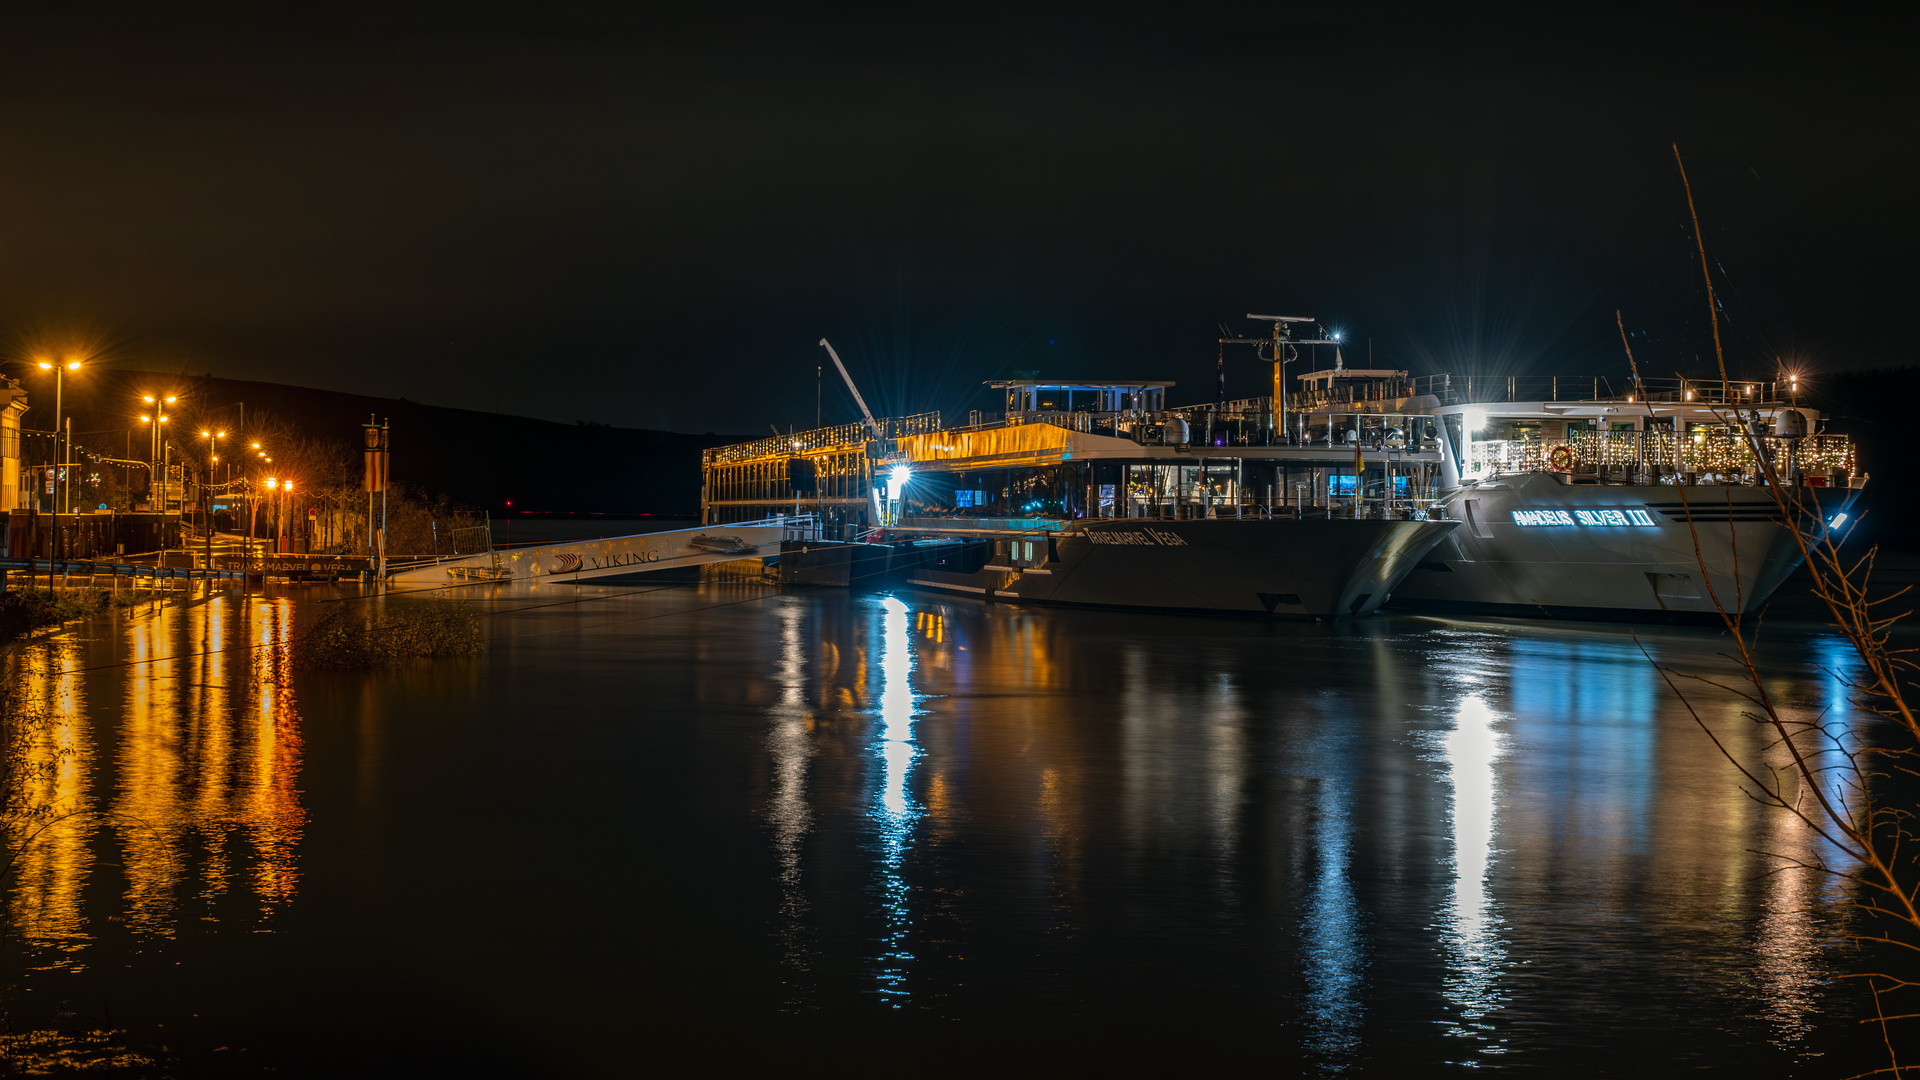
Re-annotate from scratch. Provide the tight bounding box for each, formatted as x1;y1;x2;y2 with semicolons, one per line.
1469;431;1855;477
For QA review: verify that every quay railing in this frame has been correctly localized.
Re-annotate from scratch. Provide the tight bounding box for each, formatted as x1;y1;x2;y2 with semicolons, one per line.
0;556;251;584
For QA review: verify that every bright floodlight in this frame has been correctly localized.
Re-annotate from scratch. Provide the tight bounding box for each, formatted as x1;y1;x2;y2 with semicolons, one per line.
143;395;155;403
1462;407;1489;433
66;361;80;370
1829;512;1849;529
201;430;211;437
1331;331;1343;341
890;465;911;485
266;478;277;489
37;361;51;370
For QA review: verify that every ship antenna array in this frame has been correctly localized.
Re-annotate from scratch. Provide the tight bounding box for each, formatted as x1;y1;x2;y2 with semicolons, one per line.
818;338;882;440
1221;314;1340;439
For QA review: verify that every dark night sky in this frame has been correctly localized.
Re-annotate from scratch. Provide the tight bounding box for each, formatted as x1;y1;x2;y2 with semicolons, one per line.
0;3;1910;435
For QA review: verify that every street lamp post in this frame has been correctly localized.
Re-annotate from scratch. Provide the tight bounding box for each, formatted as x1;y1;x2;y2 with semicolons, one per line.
37;359;82;590
250;442;265;554
265;478;279;555
140;393;176;556
199;429;226;569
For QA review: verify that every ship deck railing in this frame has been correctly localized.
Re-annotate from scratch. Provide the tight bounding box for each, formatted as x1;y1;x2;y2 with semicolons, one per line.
702;411;943;466
1286;374;1806;410
1469;431;1856;480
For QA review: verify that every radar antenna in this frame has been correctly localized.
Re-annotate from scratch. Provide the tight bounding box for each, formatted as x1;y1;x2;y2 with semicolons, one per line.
1220;314;1340;441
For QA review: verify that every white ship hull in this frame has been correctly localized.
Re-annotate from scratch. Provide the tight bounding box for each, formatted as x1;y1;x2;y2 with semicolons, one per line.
1390;472;1845;621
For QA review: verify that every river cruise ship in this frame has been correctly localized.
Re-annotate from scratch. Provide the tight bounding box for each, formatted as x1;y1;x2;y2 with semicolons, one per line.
1283;368;1863;620
702;373;1459;619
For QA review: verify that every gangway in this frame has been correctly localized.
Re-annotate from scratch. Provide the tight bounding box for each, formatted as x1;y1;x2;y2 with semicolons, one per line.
388;516;818;589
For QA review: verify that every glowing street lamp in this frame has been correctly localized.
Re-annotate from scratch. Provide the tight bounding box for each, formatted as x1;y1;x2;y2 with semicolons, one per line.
140;394;176;512
32;357;83;586
199;429;227;567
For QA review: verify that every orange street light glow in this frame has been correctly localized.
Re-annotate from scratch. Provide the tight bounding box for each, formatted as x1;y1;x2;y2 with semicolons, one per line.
37;361;52;370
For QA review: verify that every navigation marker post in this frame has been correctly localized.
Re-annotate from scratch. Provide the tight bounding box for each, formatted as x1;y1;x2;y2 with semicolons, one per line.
363;416;390;585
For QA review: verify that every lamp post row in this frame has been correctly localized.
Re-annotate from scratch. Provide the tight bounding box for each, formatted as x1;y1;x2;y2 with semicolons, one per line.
0;358;281;584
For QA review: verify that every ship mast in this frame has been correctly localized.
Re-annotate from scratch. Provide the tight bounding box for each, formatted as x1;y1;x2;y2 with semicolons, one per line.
1221;315;1338;442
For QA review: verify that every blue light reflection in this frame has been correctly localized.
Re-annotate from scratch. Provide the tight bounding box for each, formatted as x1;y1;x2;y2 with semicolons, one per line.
1302;770;1365;1067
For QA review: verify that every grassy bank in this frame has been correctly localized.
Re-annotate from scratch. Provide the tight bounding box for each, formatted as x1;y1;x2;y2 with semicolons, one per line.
295;600;485;668
0;589;141;648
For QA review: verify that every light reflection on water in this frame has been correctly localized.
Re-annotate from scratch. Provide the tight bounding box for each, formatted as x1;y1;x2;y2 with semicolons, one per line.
7;639;96;956
870;594;921;1004
1753;632;1863;1049
1439;694;1508;1050
1301;762;1364;1068
0;585;1891;1073
7;594;307;963
767;598;816;1007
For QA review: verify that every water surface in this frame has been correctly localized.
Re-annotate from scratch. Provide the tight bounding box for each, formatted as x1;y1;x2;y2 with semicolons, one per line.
2;580;1887;1075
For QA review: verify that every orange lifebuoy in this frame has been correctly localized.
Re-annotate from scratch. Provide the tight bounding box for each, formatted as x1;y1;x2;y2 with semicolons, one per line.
1548;445;1575;471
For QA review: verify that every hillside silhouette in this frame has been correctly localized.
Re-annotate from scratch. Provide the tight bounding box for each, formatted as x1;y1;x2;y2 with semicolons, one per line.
30;370;744;517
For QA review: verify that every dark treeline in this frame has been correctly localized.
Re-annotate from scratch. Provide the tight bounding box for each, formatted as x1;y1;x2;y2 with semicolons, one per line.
1806;368;1919;553
26;370;743;519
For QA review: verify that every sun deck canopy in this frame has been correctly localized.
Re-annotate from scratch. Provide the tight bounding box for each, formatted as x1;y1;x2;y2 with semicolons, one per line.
987;380;1174;415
